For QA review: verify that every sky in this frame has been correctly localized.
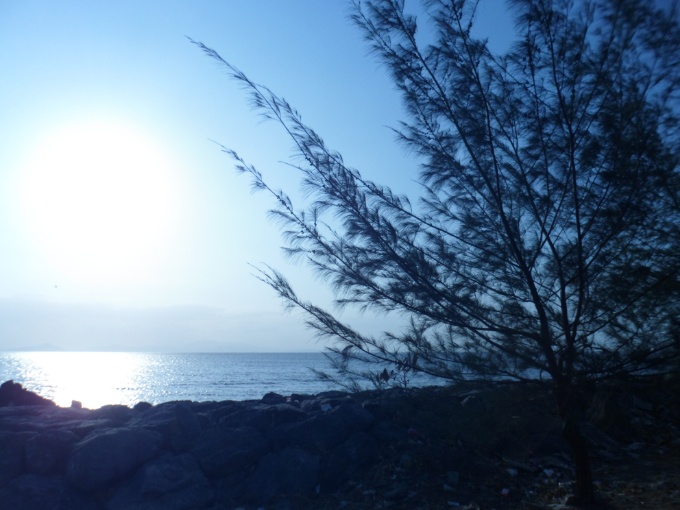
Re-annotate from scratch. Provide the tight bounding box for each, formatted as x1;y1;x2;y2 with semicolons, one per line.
0;1;516;352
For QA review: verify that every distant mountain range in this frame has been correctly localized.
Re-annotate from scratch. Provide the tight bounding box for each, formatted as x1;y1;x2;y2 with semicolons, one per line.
0;341;317;353
6;343;66;352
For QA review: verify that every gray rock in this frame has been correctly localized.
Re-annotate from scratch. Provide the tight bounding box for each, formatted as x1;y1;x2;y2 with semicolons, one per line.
0;381;56;407
0;474;100;510
127;402;202;451
0;407;54;433
173;402;203;450
0;406;92;435
288;393;313;404
218;403;305;431
127;402;179;434
199;401;240;423
0;431;34;486
0;388;433;508
244;447;321;504
460;394;486;411
316;390;351;400
329;402;375;431
262;392;286;404
322;431;380;490
191;426;268;477
107;454;214;510
174;403;201;433
26;430;79;475
579;421;623;453
299;397;321;412
384;482;409;500
133;402;152;412
271;413;348;453
89;405;133;425
66;427;163;490
370;420;408;446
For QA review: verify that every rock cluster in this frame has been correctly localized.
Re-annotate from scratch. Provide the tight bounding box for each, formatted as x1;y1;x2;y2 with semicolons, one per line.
2;376;678;509
0;384;406;510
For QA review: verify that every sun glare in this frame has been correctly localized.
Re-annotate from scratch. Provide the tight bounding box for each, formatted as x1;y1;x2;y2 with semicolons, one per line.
19;119;183;284
13;352;147;408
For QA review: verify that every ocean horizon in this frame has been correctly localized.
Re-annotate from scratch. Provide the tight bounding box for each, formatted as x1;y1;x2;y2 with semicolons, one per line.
0;351;340;409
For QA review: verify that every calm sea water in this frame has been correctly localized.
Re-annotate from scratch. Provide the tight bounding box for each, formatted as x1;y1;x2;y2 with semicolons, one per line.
0;352;340;409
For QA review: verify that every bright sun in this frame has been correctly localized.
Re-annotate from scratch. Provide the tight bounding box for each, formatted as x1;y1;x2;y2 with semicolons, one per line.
19;119;183;284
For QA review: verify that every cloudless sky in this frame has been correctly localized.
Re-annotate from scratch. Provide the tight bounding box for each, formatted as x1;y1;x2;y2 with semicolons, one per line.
0;1;515;352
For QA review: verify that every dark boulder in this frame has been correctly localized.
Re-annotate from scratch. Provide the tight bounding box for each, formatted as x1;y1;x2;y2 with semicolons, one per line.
133;402;152;412
218;403;306;431
200;401;240;423
107;453;214;510
26;430;79;475
0;474;100;510
322;430;380;491
0;380;676;509
89;405;133;425
329;401;375;431
127;402;202;452
0;381;55;407
191;426;268;477
262;392;286;404
244;447;321;504
370;419;408;446
66;428;163;491
271;413;348;453
0;431;34;486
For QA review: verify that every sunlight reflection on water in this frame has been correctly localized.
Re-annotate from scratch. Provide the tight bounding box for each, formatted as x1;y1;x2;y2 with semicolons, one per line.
0;352;338;408
1;352;445;408
3;352;149;408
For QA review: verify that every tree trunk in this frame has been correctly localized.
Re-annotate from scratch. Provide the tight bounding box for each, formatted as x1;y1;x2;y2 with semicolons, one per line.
555;379;596;506
562;414;596;506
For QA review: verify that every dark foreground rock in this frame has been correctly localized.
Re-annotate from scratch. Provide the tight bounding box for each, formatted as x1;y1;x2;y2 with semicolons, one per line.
0;380;55;407
0;387;394;509
0;377;678;509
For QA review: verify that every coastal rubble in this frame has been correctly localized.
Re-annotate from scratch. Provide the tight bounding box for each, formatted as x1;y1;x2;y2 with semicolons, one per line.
0;378;678;509
0;382;406;509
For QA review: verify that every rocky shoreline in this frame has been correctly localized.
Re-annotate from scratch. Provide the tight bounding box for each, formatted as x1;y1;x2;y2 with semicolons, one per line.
1;380;391;509
1;377;679;509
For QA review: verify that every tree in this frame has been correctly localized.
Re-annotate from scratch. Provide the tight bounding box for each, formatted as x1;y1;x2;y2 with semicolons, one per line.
193;0;680;504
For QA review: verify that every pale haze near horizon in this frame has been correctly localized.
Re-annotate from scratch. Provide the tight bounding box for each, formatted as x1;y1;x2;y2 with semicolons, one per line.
0;1;514;352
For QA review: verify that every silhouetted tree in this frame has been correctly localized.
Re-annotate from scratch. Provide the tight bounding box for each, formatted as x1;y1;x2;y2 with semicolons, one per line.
193;0;680;504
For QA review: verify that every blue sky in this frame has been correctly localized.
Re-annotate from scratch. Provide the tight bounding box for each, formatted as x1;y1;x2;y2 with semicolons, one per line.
0;1;515;352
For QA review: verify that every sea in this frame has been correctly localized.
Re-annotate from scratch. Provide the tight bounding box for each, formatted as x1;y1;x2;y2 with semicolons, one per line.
0;352;345;409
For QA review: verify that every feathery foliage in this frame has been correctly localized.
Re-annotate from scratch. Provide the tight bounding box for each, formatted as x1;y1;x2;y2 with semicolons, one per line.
193;0;679;503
